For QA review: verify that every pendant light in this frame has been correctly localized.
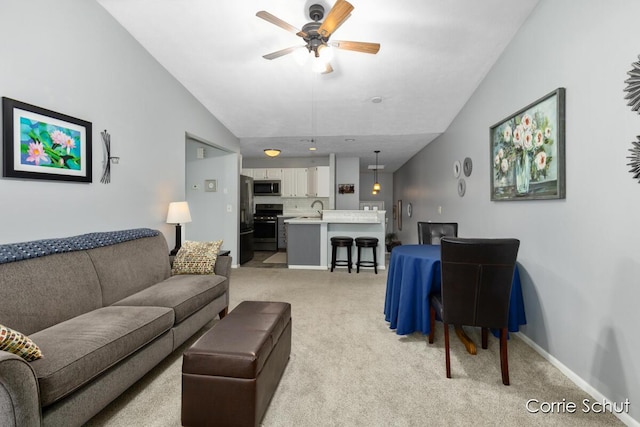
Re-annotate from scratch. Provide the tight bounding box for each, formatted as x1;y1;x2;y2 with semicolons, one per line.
372;150;381;193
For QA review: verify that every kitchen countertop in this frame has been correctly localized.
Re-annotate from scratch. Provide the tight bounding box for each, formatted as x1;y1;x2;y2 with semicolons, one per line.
286;209;385;224
285;217;380;224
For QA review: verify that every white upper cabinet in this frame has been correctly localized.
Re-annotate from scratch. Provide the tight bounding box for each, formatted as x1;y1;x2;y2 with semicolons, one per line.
281;168;308;198
244;166;329;198
251;168;282;180
307;166;330;198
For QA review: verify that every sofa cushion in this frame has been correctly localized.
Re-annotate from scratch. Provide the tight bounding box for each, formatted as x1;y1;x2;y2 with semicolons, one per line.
87;234;172;306
30;306;174;407
0;251;103;335
0;324;42;361
171;240;223;275
113;274;227;324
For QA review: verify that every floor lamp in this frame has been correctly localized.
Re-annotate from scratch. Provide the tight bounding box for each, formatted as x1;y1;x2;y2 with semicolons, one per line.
167;201;192;256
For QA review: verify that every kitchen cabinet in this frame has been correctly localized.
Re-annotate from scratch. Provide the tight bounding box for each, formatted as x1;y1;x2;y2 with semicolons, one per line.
307;166;330;198
242;166;329;198
281;168;308;198
251;168;282;180
278;216;294;249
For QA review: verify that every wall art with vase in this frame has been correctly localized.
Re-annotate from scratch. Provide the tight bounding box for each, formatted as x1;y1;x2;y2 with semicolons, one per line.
490;88;565;201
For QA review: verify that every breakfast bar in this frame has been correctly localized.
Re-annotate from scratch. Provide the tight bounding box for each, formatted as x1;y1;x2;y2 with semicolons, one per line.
285;210;386;271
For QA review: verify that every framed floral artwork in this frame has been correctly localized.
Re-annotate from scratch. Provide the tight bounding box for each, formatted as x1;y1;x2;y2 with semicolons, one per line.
490;88;565;201
2;97;92;182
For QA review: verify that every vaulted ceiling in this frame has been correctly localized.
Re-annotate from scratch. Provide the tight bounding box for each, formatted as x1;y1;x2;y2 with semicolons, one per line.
98;0;539;171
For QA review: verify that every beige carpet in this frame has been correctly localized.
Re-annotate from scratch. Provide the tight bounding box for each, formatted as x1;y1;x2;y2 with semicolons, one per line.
86;268;622;426
263;252;287;264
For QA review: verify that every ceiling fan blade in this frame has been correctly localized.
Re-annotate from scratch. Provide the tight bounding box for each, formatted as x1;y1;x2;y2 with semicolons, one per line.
322;63;334;74
318;0;354;38
262;46;305;60
256;11;307;38
331;40;380;55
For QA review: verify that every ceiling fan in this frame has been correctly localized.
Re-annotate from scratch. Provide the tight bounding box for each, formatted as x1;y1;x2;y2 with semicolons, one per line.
256;0;380;74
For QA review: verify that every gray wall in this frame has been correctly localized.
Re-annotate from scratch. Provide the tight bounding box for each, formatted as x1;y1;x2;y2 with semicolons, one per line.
0;0;239;247
335;157;360;209
185;141;239;261
394;0;640;423
359;171;393;235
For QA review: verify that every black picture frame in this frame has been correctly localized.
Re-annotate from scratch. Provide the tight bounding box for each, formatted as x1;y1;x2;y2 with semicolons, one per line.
2;97;92;182
490;88;565;201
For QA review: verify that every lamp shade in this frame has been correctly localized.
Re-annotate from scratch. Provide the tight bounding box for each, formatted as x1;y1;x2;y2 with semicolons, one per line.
166;201;192;224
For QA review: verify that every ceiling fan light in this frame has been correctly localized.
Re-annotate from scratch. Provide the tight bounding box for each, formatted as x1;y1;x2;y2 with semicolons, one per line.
318;45;334;62
311;57;329;73
372;189;378;195
264;148;281;157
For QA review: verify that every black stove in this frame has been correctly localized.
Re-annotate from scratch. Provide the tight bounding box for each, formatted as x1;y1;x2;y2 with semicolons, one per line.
253;204;283;251
254;204;283;220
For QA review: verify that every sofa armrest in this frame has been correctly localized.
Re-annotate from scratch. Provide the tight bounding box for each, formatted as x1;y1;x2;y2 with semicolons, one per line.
214;255;232;279
0;350;41;426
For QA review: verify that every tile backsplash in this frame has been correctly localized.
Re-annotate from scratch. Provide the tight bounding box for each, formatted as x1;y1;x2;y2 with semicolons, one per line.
253;196;329;214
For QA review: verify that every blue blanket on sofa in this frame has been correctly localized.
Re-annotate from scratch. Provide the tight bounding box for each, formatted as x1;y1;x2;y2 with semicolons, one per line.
0;228;160;265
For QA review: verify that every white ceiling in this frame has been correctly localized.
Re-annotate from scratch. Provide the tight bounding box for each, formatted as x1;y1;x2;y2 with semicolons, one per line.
97;0;539;172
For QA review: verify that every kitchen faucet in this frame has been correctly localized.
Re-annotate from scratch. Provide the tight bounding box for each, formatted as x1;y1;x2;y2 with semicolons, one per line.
311;200;324;215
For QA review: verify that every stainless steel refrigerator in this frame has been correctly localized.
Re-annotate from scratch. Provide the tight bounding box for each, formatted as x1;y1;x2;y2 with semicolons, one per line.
239;175;254;264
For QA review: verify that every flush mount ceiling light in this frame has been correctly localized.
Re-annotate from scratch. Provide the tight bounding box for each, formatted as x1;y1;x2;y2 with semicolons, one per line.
264;148;281;157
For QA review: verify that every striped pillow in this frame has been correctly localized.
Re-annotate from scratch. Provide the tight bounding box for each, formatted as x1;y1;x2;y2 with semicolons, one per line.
0;324;42;361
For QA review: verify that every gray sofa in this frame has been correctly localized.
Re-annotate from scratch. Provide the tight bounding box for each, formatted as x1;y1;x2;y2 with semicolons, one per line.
0;229;231;426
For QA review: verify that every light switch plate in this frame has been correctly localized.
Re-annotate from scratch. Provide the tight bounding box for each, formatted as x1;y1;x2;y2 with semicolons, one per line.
204;179;217;192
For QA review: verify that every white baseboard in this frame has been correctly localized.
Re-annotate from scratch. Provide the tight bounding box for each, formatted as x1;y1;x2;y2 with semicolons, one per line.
515;332;638;426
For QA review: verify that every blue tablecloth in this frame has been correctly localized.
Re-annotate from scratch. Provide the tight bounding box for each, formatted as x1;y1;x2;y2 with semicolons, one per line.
384;244;526;335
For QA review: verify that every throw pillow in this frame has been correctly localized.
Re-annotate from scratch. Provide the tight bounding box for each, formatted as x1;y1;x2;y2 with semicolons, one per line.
171;240;223;275
0;324;43;361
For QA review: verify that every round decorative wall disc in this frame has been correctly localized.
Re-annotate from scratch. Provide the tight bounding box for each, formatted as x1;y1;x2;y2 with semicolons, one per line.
624;55;640;113
463;157;473;177
627;136;640;182
457;178;466;197
453;160;461;178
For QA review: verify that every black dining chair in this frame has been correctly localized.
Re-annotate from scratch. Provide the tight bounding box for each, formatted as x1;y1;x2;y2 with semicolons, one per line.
417;222;458;245
428;237;520;385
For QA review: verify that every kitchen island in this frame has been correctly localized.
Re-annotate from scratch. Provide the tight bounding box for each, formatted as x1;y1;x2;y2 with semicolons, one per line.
285;210;386;271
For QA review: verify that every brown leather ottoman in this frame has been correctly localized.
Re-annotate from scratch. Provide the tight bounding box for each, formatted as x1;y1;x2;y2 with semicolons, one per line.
181;301;292;427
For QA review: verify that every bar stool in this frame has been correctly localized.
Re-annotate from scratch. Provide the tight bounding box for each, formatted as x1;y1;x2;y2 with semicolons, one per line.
330;236;353;273
355;237;378;274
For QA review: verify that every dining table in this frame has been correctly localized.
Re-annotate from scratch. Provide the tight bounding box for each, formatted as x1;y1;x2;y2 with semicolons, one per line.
384;244;526;339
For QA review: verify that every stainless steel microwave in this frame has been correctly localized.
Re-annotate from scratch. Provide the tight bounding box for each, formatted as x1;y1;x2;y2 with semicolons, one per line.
254;180;281;196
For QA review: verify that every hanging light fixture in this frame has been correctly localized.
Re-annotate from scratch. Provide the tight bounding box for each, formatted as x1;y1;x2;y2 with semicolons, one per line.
372;150;381;193
264;148;281;157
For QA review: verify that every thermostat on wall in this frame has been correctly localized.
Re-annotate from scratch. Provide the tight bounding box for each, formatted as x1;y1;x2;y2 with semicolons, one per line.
204;179;217;192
